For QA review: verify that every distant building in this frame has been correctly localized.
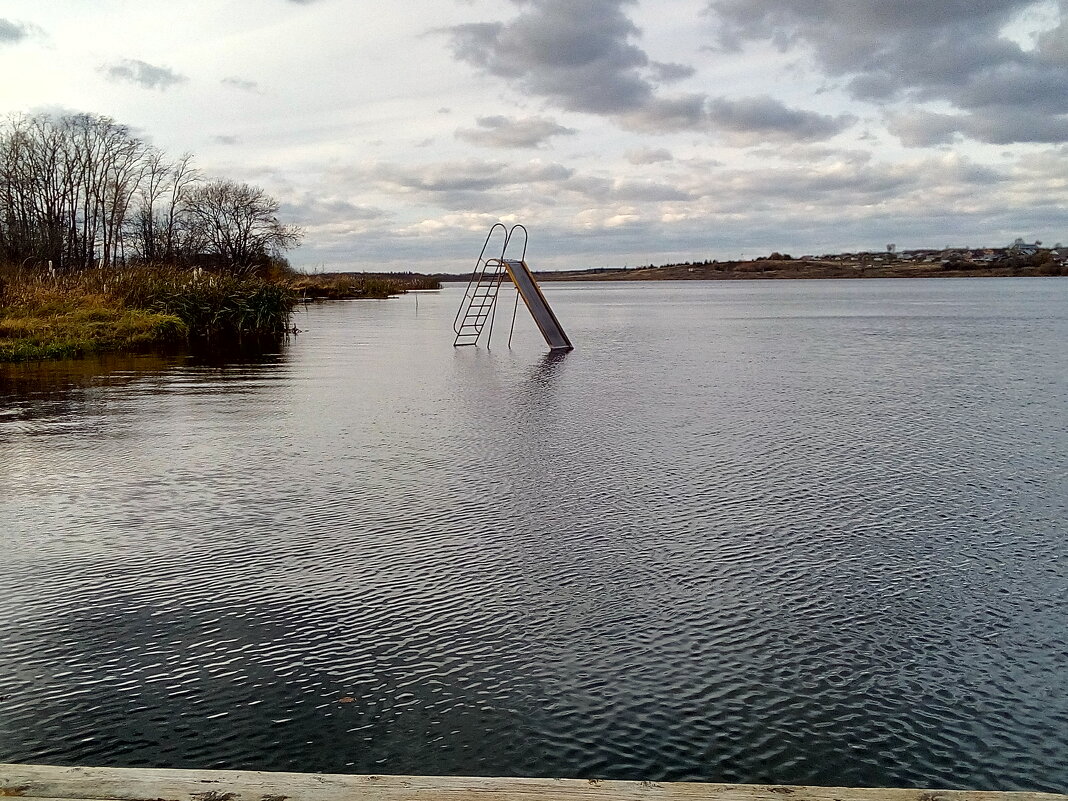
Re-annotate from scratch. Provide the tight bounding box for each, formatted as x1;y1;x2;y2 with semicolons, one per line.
1009;238;1042;256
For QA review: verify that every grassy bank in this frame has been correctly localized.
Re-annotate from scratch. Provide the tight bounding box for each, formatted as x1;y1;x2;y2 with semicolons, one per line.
292;272;441;300
1;265;442;363
1;265;296;362
0;304;186;362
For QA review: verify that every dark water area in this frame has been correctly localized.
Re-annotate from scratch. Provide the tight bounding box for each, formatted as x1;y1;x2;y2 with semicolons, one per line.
1;279;1066;791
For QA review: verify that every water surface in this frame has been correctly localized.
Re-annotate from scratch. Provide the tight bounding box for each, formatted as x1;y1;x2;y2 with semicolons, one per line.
2;279;1066;791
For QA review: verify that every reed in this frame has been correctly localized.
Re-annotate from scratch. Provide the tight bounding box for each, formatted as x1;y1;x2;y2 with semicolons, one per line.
291;272;441;300
116;266;297;339
0;264;297;362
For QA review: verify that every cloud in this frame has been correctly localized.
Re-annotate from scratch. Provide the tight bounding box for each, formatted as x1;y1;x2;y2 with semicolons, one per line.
622;94;709;132
222;76;260;92
1036;15;1068;62
963;110;1068;143
676;153;1007;215
707;95;855;143
280;196;390;227
0;18;31;44
746;144;874;166
455;115;577;148
289;145;1062;272
444;0;698;128
706;0;1068;144
444;0;850;142
212;135;241;145
363;159;574;194
626;147;674;164
353;158;686;213
100;59;187;91
650;61;696;83
445;1;655;116
569;176;694;202
332;158;586;213
888;107;1068;146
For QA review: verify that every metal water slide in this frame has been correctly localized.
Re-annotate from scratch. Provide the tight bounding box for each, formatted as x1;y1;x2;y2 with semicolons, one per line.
452;224;573;351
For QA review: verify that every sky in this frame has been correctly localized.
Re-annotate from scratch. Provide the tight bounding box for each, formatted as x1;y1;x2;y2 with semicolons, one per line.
1;0;1066;272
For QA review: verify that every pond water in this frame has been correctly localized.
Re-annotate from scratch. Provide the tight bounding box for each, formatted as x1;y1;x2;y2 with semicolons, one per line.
1;279;1066;792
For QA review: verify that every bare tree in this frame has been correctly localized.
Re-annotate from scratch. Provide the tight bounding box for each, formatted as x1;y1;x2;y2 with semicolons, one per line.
0;113;146;269
164;153;198;261
183;180;303;272
0;115;36;264
128;150;199;263
129;148;169;263
1;113;300;274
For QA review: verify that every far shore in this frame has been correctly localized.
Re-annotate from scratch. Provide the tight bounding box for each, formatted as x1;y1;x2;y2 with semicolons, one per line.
423;242;1065;283
536;258;1066;281
424;257;1065;284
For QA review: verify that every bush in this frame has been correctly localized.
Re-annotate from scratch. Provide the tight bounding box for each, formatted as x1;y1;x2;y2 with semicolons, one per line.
112;266;297;339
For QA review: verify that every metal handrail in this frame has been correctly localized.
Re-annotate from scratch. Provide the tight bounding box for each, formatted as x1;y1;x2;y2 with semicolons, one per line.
453;223;508;334
452;223;533;348
503;224;527;262
502;224;527;347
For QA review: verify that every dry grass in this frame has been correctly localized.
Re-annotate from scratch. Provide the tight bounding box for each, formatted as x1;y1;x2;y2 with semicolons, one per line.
291;272;441;300
0;264;296;362
0;283;186;361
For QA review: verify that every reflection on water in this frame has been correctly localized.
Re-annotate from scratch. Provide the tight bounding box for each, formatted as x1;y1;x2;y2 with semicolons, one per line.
1;280;1066;791
0;340;291;423
0;352;183;398
528;349;570;380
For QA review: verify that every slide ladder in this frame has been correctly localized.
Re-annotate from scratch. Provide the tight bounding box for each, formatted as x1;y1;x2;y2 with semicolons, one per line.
452;223;511;347
452;265;506;346
452;224;572;351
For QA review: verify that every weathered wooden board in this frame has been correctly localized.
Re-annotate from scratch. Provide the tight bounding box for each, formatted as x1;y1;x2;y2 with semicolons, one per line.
1;764;1063;801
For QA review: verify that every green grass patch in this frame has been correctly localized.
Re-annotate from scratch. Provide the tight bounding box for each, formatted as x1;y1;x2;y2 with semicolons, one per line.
0;304;187;362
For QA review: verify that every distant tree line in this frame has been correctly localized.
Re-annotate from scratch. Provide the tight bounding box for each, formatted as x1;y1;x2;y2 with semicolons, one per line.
0;113;302;274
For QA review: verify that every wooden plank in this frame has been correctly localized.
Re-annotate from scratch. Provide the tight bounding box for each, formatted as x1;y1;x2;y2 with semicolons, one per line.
1;765;1063;801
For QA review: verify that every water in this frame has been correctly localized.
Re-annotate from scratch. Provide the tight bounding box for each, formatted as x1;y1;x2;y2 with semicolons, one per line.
1;279;1066;792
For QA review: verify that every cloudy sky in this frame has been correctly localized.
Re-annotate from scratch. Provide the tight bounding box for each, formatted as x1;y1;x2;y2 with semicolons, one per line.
1;0;1066;271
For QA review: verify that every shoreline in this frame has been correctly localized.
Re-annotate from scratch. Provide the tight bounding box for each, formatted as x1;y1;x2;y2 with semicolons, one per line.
0;267;442;364
426;258;1064;284
535;260;1065;282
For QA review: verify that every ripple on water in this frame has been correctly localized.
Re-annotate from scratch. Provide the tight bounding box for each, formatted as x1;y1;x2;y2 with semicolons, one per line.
1;281;1066;790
